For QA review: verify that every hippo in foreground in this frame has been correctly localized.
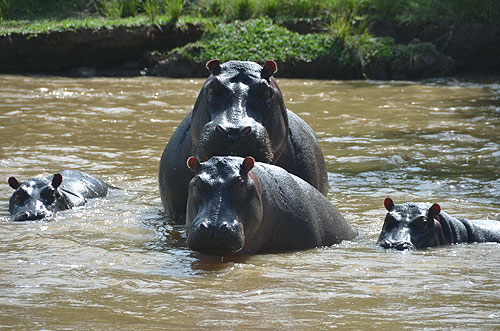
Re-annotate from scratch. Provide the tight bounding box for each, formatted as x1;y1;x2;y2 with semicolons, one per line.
159;60;328;224
185;156;357;255
7;170;111;222
378;198;500;250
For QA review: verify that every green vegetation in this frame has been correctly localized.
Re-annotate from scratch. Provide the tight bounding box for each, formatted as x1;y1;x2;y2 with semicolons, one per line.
2;0;498;24
171;18;351;64
1;0;498;77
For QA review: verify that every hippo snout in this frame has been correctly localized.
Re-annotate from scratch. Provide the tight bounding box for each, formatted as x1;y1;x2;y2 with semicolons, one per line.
215;124;252;142
11;210;53;222
187;219;244;255
379;239;416;250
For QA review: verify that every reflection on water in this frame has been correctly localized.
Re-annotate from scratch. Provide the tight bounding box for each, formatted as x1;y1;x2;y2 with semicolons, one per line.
0;75;499;329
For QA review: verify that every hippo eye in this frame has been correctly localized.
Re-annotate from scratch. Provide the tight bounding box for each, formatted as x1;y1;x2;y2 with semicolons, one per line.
191;178;203;196
231;177;246;194
412;217;428;232
206;79;224;104
383;215;397;230
252;81;272;98
41;187;56;204
12;190;29;204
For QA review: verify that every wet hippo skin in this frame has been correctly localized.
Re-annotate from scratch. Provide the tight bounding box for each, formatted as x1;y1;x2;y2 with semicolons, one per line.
159;60;328;224
7;170;111;221
378;198;500;250
185;156;357;255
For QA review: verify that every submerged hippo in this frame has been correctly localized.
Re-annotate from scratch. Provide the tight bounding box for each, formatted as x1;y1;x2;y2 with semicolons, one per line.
159;60;328;224
7;170;111;221
185;156;357;255
378;198;500;250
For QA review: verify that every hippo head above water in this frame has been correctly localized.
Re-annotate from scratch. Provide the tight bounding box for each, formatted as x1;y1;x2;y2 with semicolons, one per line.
191;59;288;163
8;174;69;221
378;198;443;250
185;156;262;255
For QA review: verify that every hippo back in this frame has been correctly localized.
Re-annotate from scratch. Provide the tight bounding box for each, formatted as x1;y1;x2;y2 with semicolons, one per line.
58;170;110;207
252;163;357;252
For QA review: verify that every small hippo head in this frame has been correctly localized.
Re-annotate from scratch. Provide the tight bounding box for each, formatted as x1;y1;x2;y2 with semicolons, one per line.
377;198;443;250
192;60;288;164
185;156;263;255
8;173;69;221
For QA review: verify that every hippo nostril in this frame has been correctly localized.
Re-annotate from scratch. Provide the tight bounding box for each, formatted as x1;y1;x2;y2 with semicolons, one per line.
240;126;252;136
200;221;209;232
379;240;392;249
215;125;226;135
220;221;229;232
395;242;414;250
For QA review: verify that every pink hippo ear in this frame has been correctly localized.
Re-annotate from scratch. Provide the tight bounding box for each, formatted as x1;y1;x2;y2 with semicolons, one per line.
384;197;395;211
240;156;255;176
262;60;277;80
52;173;63;189
206;59;221;75
187;156;201;174
428;203;441;218
8;177;20;190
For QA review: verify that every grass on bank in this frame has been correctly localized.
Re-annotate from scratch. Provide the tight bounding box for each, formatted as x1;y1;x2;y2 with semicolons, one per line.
169;18;352;64
1;0;499;30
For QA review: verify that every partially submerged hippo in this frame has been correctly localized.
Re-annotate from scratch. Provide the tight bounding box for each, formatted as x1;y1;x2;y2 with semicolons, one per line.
159;60;328;224
185;156;357;255
7;170;111;221
378;198;500;250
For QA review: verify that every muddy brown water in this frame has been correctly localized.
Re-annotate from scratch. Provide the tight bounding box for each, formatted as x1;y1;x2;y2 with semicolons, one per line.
0;75;499;329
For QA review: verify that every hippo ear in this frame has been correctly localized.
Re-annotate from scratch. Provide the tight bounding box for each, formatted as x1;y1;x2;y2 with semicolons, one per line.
52;173;63;189
187;156;201;174
428;203;441;219
384;198;395;211
240;156;255;176
206;59;221;75
261;60;277;80
8;177;20;190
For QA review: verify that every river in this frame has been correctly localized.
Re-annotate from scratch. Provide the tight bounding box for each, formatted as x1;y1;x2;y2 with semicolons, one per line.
0;74;499;329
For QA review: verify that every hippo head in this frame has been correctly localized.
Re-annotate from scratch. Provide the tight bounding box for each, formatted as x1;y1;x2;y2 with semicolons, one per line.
377;198;443;250
185;156;263;255
191;60;288;164
8;174;69;221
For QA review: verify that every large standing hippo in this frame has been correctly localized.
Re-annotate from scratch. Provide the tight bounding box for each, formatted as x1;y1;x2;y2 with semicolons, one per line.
378;198;500;250
185;156;357;255
7;170;111;221
159;60;328;224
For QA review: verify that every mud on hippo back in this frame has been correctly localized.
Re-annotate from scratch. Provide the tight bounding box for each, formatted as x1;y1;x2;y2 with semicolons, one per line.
378;198;500;250
185;156;357;255
7;170;111;221
159;60;328;224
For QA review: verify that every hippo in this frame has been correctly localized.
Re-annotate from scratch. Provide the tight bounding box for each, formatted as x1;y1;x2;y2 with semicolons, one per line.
185;156;357;255
378;198;500;250
159;60;328;224
7;170;111;222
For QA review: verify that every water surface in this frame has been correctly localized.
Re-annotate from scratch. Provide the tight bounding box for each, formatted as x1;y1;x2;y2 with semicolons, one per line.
0;75;499;329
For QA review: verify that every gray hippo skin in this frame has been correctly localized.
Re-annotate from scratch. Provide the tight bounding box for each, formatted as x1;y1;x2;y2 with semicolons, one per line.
378;198;500;250
7;170;111;221
185;156;357;255
159;60;328;224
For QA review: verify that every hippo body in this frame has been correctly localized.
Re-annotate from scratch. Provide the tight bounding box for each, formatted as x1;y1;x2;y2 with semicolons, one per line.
7;170;111;221
159;60;328;224
378;198;500;250
185;156;357;255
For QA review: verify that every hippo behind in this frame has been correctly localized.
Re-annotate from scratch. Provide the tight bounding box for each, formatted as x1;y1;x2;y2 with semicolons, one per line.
378;198;500;250
159;60;328;224
185;156;357;255
7;170;111;221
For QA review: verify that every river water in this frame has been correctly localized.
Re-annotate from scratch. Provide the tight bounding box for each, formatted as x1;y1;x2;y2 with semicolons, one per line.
0;75;499;329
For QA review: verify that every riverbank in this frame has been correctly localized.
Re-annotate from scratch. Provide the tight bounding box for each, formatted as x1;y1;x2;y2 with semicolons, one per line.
1;1;499;79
